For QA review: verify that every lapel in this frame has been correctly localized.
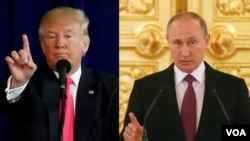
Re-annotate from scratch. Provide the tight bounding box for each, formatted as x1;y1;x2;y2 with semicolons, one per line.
39;64;61;141
74;68;99;137
195;62;220;140
150;64;185;139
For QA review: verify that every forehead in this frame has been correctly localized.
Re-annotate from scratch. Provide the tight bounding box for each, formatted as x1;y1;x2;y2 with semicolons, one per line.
171;18;200;30
168;19;202;38
42;21;81;33
42;12;82;27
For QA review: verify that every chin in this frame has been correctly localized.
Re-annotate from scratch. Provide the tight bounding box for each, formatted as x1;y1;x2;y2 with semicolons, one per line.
178;66;194;73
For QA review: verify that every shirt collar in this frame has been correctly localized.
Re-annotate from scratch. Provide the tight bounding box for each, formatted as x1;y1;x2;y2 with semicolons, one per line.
174;61;205;85
69;67;81;87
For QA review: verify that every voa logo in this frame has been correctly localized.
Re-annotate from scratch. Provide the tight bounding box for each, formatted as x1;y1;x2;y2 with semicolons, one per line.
226;129;246;136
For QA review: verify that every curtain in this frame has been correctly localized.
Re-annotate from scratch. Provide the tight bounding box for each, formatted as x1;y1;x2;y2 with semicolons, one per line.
0;0;118;140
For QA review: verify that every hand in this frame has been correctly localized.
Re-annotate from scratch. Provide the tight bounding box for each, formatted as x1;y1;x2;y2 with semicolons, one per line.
5;34;37;88
123;112;143;141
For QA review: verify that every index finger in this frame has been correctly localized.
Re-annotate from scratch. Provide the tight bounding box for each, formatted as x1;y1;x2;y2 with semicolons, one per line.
22;34;31;53
129;112;141;127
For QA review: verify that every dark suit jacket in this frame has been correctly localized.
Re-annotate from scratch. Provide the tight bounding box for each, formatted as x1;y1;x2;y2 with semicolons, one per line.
120;62;250;141
0;79;11;141
5;63;118;141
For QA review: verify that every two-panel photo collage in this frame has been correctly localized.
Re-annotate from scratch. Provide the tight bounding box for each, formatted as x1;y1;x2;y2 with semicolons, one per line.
0;0;250;141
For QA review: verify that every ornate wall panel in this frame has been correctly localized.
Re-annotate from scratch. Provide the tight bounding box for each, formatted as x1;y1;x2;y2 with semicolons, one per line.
215;0;250;20
119;62;158;132
188;0;250;92
119;0;174;132
119;0;250;133
120;0;158;20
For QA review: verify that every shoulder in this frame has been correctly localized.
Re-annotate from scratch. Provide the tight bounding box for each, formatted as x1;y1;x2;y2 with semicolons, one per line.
87;68;117;80
83;67;118;87
205;63;247;92
135;64;174;85
205;62;245;82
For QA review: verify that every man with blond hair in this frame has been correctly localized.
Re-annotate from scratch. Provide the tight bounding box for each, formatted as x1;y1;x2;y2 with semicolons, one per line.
4;7;118;141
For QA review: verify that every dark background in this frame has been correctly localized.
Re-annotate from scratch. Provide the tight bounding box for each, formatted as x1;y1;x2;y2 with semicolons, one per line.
0;0;118;140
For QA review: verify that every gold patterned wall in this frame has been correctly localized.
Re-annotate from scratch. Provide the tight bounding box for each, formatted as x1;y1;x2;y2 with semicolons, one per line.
119;0;250;133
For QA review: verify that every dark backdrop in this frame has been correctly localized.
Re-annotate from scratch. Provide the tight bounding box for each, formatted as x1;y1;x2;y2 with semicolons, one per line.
0;0;118;140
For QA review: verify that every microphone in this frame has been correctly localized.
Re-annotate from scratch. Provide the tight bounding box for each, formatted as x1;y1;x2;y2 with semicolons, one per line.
212;88;231;124
56;59;71;136
56;59;71;90
142;85;165;141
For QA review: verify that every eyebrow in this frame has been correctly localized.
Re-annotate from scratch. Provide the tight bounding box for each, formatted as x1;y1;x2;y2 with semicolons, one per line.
45;28;75;33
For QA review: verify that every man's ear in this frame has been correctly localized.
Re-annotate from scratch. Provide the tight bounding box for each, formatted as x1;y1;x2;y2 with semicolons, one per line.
205;34;210;48
166;34;169;42
81;40;90;56
40;42;46;55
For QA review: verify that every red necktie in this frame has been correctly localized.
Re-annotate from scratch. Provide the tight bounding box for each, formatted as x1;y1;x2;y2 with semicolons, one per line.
181;74;196;141
63;77;74;141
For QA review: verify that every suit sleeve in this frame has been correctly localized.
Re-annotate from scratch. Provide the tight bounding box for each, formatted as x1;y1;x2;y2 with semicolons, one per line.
236;78;250;123
119;80;144;140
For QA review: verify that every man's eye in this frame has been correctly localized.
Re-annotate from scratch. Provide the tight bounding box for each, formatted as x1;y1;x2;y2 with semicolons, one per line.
188;40;197;46
49;36;56;39
174;41;182;45
65;35;73;38
45;35;56;39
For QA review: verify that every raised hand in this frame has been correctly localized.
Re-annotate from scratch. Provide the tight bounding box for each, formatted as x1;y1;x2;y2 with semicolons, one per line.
5;34;37;88
123;112;144;141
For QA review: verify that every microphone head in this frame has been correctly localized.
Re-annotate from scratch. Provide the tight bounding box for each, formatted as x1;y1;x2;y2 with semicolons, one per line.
56;59;71;73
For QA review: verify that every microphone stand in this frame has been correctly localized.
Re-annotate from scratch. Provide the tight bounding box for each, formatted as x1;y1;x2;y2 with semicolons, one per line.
59;82;67;136
56;59;71;137
142;85;164;141
142;127;148;141
212;89;231;124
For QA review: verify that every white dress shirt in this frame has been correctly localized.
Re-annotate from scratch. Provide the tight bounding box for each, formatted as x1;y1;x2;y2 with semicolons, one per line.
174;62;205;130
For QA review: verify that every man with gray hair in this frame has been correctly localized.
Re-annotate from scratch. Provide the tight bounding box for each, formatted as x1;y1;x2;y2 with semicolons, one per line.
121;11;250;141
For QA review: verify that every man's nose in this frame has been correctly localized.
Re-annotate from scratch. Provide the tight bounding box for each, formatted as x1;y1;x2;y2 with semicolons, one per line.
56;36;66;48
181;45;190;56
